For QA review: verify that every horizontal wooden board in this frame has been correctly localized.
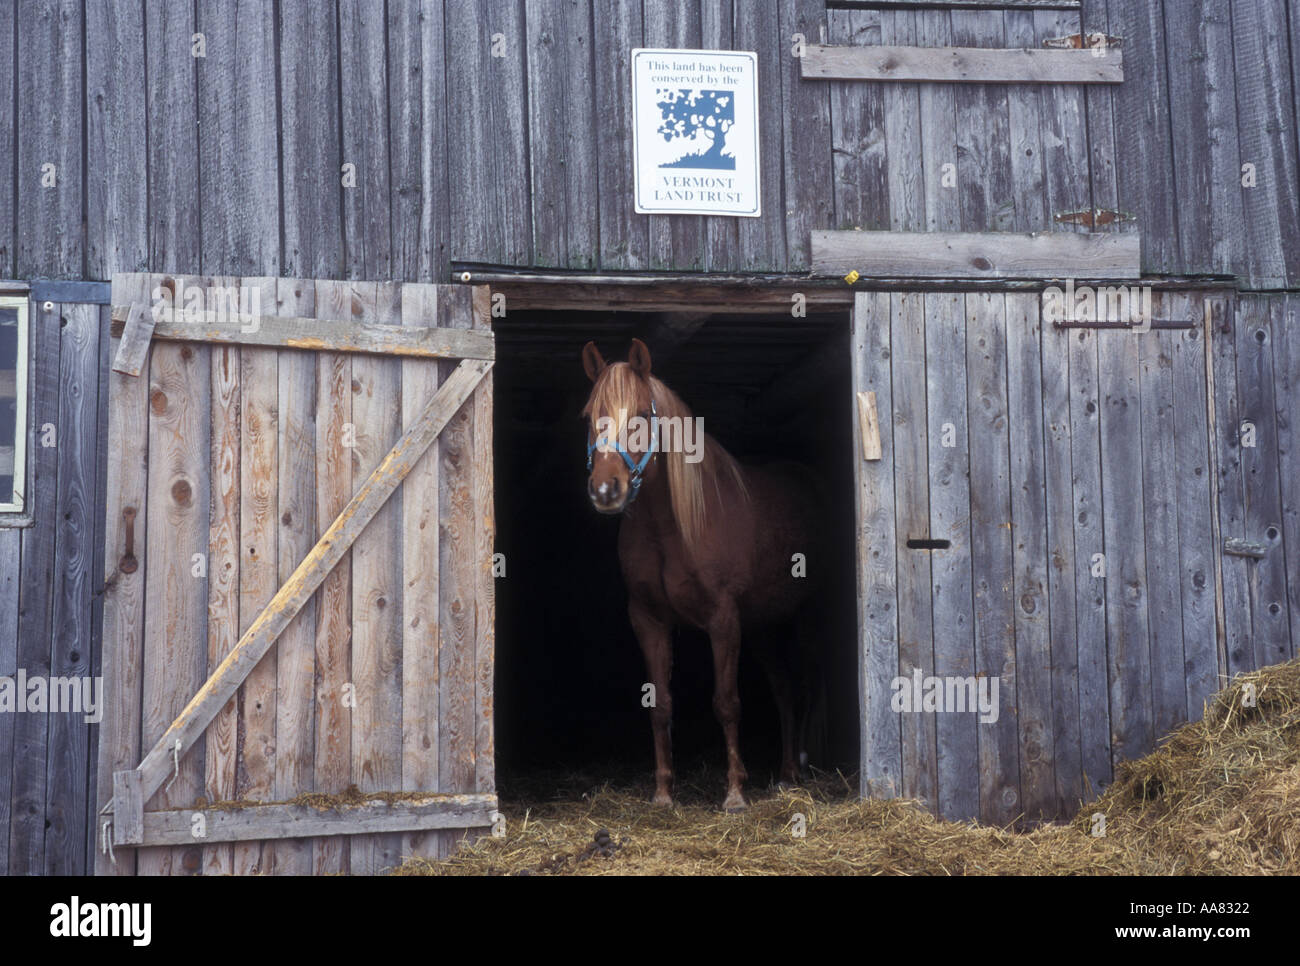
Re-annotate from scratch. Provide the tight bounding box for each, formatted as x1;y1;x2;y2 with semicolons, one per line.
136;793;497;847
811;229;1141;278
109;305;495;360
802;44;1121;83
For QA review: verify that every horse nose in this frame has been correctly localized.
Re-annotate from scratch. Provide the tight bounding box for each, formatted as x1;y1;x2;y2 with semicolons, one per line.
588;476;622;510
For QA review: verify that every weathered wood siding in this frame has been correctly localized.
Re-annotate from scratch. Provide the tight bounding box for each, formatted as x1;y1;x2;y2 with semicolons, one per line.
87;273;492;876
852;287;1294;824
0;0;1297;285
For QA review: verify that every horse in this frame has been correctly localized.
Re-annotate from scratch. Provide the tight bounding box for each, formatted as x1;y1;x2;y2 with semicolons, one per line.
581;338;827;811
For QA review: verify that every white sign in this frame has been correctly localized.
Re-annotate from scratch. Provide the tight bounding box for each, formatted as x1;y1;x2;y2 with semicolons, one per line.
631;48;761;217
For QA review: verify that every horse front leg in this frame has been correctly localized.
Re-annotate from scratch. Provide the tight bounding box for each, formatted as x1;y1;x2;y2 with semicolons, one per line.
708;606;748;812
630;601;675;806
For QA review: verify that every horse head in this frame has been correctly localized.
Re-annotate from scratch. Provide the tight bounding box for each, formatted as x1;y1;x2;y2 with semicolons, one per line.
580;338;661;515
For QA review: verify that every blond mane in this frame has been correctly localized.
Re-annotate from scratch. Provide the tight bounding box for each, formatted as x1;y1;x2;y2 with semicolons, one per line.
585;363;748;555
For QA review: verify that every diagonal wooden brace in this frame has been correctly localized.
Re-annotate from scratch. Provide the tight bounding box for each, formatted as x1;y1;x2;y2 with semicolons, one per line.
107;358;492;832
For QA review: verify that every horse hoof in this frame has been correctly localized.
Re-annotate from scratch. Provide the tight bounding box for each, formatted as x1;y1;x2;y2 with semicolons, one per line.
652;792;674;807
722;791;748;813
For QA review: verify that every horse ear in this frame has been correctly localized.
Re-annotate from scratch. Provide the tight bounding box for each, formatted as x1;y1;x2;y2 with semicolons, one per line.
628;338;652;377
581;341;607;383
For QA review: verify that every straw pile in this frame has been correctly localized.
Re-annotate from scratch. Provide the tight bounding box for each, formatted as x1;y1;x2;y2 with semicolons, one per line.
394;659;1300;875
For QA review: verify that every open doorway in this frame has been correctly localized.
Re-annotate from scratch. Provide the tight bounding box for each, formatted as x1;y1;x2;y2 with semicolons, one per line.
491;305;860;797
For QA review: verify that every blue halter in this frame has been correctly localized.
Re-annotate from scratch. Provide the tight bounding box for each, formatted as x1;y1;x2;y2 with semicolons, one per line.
587;399;658;503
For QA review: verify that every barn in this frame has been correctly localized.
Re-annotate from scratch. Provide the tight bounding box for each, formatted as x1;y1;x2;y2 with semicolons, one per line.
1;0;1298;876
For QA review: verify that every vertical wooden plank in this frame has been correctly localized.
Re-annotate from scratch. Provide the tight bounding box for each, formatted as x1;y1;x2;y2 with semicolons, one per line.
95;273;154;876
828;8;888;232
279;0;344;279
445;0;531;267
8;298;59;874
471;286;496;801
203;280;240;877
388;0;423;280
1234;296;1291;667
436;284;480;857
1031;8;1091;234
232;277;277;876
1168;291;1219;717
889;293;935;810
924;292;978;820
916;9;959;234
86;0;148;278
778;0;831;270
43;302;103;873
879;11;925;232
349;281;405;874
1274;295;1300;658
195;0;280;277
0;527;18;873
0;0;13;276
1081;0;1119;253
416;0;451;282
1004;293;1054;821
1001;9;1046;234
852;292;901;800
1065;326;1110;794
271;278;317;875
339;0;392;281
1040;316;1083;812
1162;0;1242;276
643;1;705;269
1104;0;1178;274
593;0;648;269
1209;297;1253;675
311;279;353;875
399;284;444;864
16;0;84;277
139;277;211;876
85;302;114;870
1230;1;1300;288
701;0;739;271
527;0;599;269
1096;325;1153;771
951;11;1013;233
733;0;785;270
965;293;1018;825
145;0;200;274
1136;301;1187;741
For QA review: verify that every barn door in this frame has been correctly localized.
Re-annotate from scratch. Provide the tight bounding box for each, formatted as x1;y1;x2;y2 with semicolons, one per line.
94;273;495;875
851;289;1223;827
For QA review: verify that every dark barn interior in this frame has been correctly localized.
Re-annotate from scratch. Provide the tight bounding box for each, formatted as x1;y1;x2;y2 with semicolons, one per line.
492;307;860;794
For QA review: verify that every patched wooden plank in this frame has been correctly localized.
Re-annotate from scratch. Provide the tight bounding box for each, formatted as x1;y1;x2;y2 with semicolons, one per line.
802;43;1121;83
812;229;1141;278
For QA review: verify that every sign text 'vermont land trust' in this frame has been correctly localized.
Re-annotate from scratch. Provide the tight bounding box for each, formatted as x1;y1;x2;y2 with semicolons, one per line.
631;48;761;217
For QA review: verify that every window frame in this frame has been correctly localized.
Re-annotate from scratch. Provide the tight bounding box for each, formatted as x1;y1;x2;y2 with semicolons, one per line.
0;292;32;525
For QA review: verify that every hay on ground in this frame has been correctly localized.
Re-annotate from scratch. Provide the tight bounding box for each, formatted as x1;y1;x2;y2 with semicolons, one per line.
394;659;1300;875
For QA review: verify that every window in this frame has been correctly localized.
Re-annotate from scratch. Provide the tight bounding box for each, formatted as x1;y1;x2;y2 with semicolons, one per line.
0;295;29;516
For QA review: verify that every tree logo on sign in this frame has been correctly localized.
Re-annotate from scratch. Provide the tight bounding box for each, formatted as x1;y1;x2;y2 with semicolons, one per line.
656;89;736;170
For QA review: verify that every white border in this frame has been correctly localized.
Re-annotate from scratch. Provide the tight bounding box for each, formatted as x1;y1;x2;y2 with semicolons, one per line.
0;295;29;515
631;48;762;217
